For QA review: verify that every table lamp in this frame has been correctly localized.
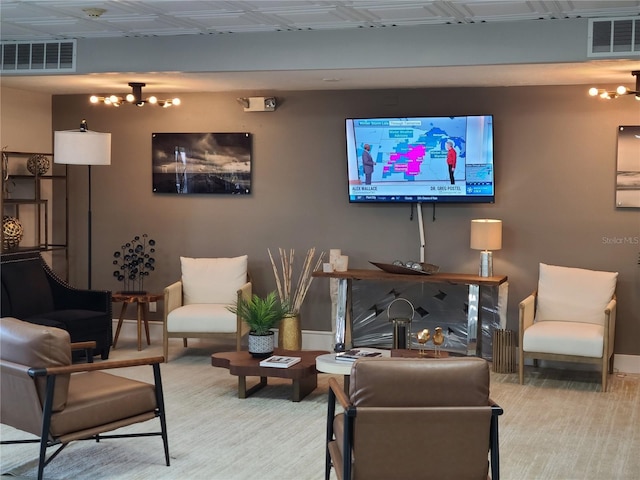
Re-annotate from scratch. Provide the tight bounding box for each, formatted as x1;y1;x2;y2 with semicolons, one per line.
470;219;502;277
54;120;111;288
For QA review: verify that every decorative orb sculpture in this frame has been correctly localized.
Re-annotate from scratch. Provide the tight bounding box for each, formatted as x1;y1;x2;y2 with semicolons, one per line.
27;154;50;176
112;234;156;293
2;216;24;250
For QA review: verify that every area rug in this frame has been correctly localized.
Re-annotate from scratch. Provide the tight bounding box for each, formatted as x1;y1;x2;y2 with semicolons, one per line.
1;327;638;480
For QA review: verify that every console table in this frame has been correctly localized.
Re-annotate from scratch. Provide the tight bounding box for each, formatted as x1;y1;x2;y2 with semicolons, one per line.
312;269;507;357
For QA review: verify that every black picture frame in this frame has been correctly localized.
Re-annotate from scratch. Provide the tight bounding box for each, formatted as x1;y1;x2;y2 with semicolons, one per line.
152;132;252;195
616;125;640;208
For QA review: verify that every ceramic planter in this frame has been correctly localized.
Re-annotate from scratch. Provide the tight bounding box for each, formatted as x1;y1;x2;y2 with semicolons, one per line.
248;331;274;358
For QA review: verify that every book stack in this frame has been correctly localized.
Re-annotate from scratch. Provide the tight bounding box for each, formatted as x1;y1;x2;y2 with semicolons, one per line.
335;348;383;362
259;355;301;368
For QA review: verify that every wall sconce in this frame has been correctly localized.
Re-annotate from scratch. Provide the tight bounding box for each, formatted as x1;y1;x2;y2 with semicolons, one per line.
470;219;502;277
588;70;639;100
236;96;277;112
90;82;181;107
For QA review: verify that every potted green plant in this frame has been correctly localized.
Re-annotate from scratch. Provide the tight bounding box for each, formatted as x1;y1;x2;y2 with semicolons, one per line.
228;291;288;358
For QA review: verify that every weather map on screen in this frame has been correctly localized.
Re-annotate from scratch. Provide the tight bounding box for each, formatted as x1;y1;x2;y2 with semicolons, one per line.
346;115;494;203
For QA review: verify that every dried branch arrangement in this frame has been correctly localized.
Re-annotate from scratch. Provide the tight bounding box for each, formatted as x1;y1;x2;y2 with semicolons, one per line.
268;247;325;315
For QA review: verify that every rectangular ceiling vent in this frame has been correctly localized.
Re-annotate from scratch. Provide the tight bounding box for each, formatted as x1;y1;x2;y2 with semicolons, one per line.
1;40;76;73
588;17;640;57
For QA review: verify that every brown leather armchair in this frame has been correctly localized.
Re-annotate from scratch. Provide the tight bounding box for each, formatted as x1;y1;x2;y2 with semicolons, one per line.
0;317;170;480
325;357;503;480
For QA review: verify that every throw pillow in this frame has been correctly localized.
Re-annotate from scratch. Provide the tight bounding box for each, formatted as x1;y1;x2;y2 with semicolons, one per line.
181;255;248;305
536;263;617;325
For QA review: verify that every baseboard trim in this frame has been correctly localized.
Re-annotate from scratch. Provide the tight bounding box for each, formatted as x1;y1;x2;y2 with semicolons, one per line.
613;354;640;375
301;330;334;351
273;329;334;351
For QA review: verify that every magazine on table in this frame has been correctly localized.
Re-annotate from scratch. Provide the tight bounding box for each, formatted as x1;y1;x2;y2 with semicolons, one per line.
259;355;302;368
335;348;383;362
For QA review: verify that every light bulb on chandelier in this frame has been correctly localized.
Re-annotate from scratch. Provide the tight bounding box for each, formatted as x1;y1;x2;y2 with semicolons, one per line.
90;82;181;107
588;70;640;100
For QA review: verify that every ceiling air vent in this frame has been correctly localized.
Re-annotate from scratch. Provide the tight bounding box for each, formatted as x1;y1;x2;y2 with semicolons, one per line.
1;40;76;73
588;17;640;57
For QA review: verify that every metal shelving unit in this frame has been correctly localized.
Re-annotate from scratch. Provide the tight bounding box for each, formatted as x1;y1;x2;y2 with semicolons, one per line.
1;149;68;277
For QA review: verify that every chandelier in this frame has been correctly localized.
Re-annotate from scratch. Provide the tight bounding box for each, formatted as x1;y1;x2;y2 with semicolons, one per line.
588;71;639;100
90;82;181;107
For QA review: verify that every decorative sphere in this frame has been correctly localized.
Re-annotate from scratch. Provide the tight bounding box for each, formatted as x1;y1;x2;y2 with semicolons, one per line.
2;216;24;250
26;154;50;176
403;261;423;271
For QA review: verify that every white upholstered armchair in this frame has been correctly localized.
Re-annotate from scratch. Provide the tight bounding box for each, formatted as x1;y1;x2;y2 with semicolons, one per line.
163;256;251;361
519;263;618;392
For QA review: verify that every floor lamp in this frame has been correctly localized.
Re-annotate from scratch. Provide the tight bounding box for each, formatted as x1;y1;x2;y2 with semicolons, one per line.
54;123;111;289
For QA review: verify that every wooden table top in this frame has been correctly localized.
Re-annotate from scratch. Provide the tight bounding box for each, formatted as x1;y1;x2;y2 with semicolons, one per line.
312;268;507;286
211;349;329;380
112;291;164;303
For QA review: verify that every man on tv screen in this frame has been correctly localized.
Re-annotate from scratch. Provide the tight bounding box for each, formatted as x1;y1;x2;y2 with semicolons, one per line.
362;143;374;185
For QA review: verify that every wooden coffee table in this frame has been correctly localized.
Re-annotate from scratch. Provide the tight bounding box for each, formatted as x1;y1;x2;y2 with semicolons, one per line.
211;349;328;402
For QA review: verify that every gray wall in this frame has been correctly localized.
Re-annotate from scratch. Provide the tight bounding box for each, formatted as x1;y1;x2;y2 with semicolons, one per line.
49;84;640;355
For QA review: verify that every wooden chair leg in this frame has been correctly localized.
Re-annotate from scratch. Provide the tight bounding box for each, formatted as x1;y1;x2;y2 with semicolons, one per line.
183;338;188;348
518;348;524;385
608;354;615;374
163;334;169;363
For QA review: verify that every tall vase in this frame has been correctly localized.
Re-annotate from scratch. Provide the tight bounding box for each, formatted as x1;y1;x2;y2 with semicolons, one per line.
278;313;301;351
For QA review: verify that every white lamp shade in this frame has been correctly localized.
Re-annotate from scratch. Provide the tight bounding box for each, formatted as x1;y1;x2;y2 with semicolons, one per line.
54;130;111;165
470;219;502;251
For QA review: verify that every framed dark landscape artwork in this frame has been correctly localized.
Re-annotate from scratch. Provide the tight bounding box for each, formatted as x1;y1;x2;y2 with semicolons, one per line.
152;132;252;194
615;126;640;208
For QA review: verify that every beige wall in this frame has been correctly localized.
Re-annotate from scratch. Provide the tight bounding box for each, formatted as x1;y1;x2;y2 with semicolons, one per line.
0;88;51;151
3;84;639;355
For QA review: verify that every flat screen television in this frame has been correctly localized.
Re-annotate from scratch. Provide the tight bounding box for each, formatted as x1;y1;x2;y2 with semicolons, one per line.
345;115;494;203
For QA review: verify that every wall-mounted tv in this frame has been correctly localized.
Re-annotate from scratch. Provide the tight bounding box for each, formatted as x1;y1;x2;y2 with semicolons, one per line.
152;132;251;194
346;115;494;203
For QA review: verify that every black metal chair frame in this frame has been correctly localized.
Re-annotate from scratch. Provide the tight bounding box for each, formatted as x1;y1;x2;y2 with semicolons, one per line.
1;359;170;480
